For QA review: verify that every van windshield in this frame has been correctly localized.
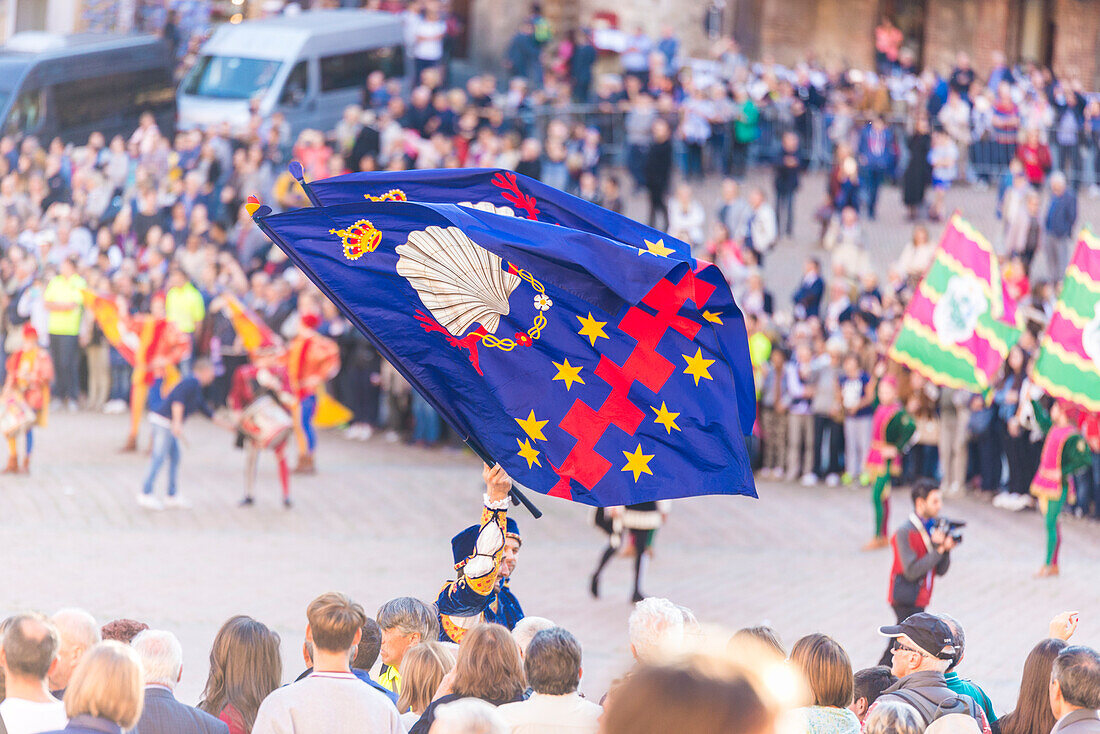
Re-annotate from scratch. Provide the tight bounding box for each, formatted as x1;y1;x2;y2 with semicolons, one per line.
182;55;282;100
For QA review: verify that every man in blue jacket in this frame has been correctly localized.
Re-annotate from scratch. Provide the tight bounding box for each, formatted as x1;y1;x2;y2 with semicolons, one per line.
858;115;898;220
1045;172;1078;279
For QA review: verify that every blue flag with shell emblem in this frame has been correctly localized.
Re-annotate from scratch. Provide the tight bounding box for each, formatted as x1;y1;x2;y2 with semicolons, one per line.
253;198;756;507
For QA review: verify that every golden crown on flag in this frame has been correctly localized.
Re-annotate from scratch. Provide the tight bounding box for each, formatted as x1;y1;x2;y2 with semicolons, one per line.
364;189;407;202
330;219;382;260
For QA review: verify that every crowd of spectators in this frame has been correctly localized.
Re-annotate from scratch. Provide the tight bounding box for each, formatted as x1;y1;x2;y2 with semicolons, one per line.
0;593;1097;734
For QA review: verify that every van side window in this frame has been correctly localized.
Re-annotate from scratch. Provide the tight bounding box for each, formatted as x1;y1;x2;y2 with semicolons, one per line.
54;70;174;131
366;46;405;78
319;51;371;92
5;88;45;136
280;61;309;106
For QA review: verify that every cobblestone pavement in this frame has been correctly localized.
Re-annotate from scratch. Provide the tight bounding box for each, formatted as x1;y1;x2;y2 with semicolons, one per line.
3;410;1099;709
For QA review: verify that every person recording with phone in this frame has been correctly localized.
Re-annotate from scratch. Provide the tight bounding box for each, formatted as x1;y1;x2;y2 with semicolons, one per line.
879;479;960;665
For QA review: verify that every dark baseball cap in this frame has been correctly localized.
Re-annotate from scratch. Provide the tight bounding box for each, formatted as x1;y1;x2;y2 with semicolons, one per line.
879;612;956;660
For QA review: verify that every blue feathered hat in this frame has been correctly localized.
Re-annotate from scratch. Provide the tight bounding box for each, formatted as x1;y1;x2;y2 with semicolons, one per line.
451;517;521;567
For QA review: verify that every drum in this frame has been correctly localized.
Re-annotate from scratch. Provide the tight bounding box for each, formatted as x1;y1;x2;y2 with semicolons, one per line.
240;395;294;449
0;396;35;437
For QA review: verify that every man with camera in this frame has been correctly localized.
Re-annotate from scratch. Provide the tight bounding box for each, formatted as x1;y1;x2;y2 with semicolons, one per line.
878;479;960;665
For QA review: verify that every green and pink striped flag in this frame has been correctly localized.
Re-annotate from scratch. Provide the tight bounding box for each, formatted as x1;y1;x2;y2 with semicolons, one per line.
889;215;1022;397
1033;230;1100;411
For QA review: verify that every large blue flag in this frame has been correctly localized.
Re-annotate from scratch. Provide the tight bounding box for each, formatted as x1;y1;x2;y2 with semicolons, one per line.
255;199;756;506
298;167;693;260
295;166;754;429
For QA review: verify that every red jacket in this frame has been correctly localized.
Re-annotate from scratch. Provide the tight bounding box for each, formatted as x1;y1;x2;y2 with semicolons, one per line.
888;514;951;607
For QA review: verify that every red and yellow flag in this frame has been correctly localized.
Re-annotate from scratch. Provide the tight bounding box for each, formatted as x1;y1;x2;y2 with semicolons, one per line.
223;293;278;357
82;290;138;366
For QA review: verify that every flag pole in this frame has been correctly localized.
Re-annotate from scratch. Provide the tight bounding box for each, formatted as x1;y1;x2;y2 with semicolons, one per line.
249;196;543;519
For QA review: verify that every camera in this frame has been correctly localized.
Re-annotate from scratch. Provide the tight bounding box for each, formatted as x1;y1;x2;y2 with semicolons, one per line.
931;517;966;544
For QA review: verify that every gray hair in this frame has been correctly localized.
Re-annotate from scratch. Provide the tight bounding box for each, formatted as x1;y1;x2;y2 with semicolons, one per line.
864;701;924;734
1050;171;1068;189
525;628;582;695
376;597;439;642
1053;646;1100;710
511;617;554;657
628;597;684;663
938;614;965;672
430;697;507;734
131;630;184;688
51;609;101;651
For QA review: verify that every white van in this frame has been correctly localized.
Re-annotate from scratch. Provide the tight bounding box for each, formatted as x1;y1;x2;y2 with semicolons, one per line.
178;9;406;135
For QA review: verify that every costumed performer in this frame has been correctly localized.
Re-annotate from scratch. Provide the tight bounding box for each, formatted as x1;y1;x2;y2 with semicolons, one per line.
436;463;524;644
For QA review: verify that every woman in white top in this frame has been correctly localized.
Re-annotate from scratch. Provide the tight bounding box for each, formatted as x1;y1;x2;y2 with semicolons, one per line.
897;224;936;287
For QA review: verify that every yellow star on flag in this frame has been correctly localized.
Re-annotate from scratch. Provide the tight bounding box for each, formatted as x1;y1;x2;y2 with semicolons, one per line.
576;312;609;346
682;348;715;385
515;410;549;441
643;238;675;257
552;359;585;391
702;310;723;324
516;438;541;468
651;402;681;434
621;443;655;482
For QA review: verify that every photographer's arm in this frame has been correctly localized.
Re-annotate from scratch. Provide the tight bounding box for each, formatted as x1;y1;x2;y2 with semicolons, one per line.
898;530;947;582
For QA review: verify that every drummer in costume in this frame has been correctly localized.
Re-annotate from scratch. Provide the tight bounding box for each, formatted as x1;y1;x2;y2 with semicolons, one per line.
1030;399;1093;577
123;295;190;452
436;463;524;644
589;501;670;603
286;312;340;474
863;375;917;550
2;324;54;474
228;348;296;508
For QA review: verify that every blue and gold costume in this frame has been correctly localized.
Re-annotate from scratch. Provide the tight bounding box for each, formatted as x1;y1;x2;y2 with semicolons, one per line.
436;496;524;643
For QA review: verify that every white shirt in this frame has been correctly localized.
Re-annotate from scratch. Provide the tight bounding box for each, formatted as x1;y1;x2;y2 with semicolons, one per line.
251;671;404;734
412;17;446;61
0;697;68;734
496;692;602;734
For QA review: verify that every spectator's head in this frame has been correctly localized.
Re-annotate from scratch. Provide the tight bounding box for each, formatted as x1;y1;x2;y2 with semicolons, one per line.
451;624;525;702
789;633;853;709
876;375;897;405
720;177;741;201
880;613;956;678
841;206;859;226
731;626;786;658
864;701;923;734
377;597;439;670
1050;171;1067;195
49;608;100;692
397;641;456;718
525;627;582;695
851;666;896;721
429;697;507;734
628;598;685;664
911;479;943;520
1;613;59;685
511;616;555;659
307;592;366;656
601;654;774;734
937;614;966;671
651;119;671;143
1050;646;1100;720
131;630;183;689
352;617;384;671
1006;638;1067;734
748;187;765;208
193;357;216;386
63;642;144;730
199;615;282;732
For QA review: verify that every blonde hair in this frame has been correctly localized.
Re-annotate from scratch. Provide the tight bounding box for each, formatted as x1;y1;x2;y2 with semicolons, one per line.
396;641;456;715
64;641;144;729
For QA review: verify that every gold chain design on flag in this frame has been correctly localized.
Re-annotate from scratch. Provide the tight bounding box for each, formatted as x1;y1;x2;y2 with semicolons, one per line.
479;267;548;351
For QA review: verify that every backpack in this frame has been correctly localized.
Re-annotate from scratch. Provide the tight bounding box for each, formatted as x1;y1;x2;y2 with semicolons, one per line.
888;687;983;729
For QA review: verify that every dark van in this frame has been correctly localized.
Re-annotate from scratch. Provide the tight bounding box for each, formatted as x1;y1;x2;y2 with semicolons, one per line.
0;32;176;144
